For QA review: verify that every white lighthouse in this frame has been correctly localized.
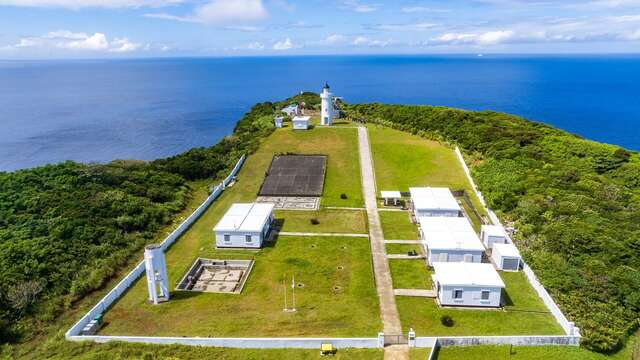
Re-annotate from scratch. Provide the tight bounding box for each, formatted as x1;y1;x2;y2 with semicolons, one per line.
144;244;170;304
320;82;334;126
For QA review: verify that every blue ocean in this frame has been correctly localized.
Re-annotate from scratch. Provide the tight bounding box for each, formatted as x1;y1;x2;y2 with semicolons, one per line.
1;55;638;171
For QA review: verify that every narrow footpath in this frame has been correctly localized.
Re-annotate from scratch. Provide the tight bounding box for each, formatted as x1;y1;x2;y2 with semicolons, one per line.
357;126;409;360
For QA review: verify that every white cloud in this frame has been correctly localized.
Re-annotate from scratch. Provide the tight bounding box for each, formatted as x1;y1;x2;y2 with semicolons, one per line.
430;30;514;45
145;0;267;25
0;0;182;8
608;14;640;22
4;30;145;54
352;36;391;47
321;34;348;45
273;37;294;50
232;41;265;51
367;22;437;31
341;0;379;13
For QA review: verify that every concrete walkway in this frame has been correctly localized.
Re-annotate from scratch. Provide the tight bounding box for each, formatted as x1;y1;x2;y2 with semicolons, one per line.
357;127;408;360
394;289;437;298
276;231;369;237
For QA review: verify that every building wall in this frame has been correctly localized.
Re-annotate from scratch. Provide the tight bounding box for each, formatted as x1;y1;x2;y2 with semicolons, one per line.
492;252;521;271
427;248;483;265
216;231;263;248
293;121;308;130
438;284;502;307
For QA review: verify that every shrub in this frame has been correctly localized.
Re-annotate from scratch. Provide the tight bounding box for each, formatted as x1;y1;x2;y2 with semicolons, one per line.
440;315;454;327
340;193;348;199
310;218;320;225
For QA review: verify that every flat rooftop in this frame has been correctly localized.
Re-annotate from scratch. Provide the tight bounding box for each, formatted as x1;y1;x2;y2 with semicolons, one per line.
213;203;274;233
410;187;461;212
433;262;505;288
493;243;521;258
482;224;508;238
419;216;484;251
258;155;327;197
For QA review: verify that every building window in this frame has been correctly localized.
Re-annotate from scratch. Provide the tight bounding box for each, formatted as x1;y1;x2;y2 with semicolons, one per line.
224;234;230;242
245;235;252;243
453;289;463;299
464;254;473;263
481;290;490;300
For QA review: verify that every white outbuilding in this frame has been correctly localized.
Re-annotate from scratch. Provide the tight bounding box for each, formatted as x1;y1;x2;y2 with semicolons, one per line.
274;116;284;128
481;224;508;249
409;187;461;218
491;243;522;271
419;216;485;265
432;262;505;308
214;203;275;248
381;190;402;206
292;115;310;130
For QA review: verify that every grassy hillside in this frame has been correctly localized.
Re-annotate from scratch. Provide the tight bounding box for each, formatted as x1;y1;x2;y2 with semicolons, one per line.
347;103;640;353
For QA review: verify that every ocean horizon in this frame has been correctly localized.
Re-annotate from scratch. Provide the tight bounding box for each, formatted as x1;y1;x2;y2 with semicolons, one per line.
1;54;639;171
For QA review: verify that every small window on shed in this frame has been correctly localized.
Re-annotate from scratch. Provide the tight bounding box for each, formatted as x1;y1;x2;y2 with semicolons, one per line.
453;289;463;299
245;235;252;243
224;234;231;242
463;254;473;263
481;290;490;300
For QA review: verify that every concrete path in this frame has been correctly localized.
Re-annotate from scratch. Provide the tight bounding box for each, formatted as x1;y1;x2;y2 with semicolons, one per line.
276;231;369;238
386;254;426;260
394;289;437;298
357;127;408;360
384;240;423;244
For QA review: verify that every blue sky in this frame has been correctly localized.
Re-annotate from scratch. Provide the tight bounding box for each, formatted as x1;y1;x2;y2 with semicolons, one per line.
1;0;640;58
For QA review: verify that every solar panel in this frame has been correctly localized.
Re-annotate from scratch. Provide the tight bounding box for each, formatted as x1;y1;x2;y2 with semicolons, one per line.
258;155;327;196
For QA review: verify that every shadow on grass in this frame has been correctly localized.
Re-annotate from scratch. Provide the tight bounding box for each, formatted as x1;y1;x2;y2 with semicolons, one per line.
502;289;515;307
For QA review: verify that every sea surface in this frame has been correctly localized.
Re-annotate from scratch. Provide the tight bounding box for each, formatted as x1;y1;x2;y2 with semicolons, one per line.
1;55;639;171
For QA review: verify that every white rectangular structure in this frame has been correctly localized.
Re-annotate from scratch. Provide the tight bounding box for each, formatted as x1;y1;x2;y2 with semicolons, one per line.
419;216;485;265
491;243;522;271
274;116;283;128
292;115;310;130
433;262;505;307
481;224;508;249
214;203;275;248
381;190;401;206
410;187;461;218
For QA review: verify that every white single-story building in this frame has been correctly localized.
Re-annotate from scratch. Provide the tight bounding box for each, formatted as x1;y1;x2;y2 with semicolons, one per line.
481;224;508;249
292;115;310;130
419;216;485;265
281;104;300;117
432;262;505;307
274;116;284;128
409;187;461;218
381;190;401;206
491;243;522;271
213;203;275;248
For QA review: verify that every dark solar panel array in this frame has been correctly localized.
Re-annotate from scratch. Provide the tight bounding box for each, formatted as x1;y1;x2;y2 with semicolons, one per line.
259;155;327;196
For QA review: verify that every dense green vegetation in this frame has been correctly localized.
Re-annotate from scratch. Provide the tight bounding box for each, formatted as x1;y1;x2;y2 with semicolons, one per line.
347;103;640;353
0;97;283;343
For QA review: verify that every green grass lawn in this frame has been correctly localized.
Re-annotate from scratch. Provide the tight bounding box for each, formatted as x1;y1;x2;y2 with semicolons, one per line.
388;260;432;289
435;343;633;360
368;125;486;217
397;271;563;335
385;243;423;255
410;347;432;359
101;235;380;337
276;209;368;234
379;211;419;240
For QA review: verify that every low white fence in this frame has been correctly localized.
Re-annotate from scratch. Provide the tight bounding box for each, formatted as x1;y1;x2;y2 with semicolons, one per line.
453;147;580;338
68;335;379;348
66;154;246;339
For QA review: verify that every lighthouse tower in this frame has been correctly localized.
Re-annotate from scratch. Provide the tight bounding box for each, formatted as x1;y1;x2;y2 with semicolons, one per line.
144;244;170;304
320;82;334;126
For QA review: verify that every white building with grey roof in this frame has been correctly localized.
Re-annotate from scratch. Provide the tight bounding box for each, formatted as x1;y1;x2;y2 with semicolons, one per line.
213;203;275;248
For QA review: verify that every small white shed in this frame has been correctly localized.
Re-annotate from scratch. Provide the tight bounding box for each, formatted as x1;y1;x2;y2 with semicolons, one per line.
381;190;401;206
419;216;485;265
274;116;284;128
481;224;508;249
491;243;522;271
432;262;505;308
213;203;275;248
292;116;310;130
409;187;461;218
